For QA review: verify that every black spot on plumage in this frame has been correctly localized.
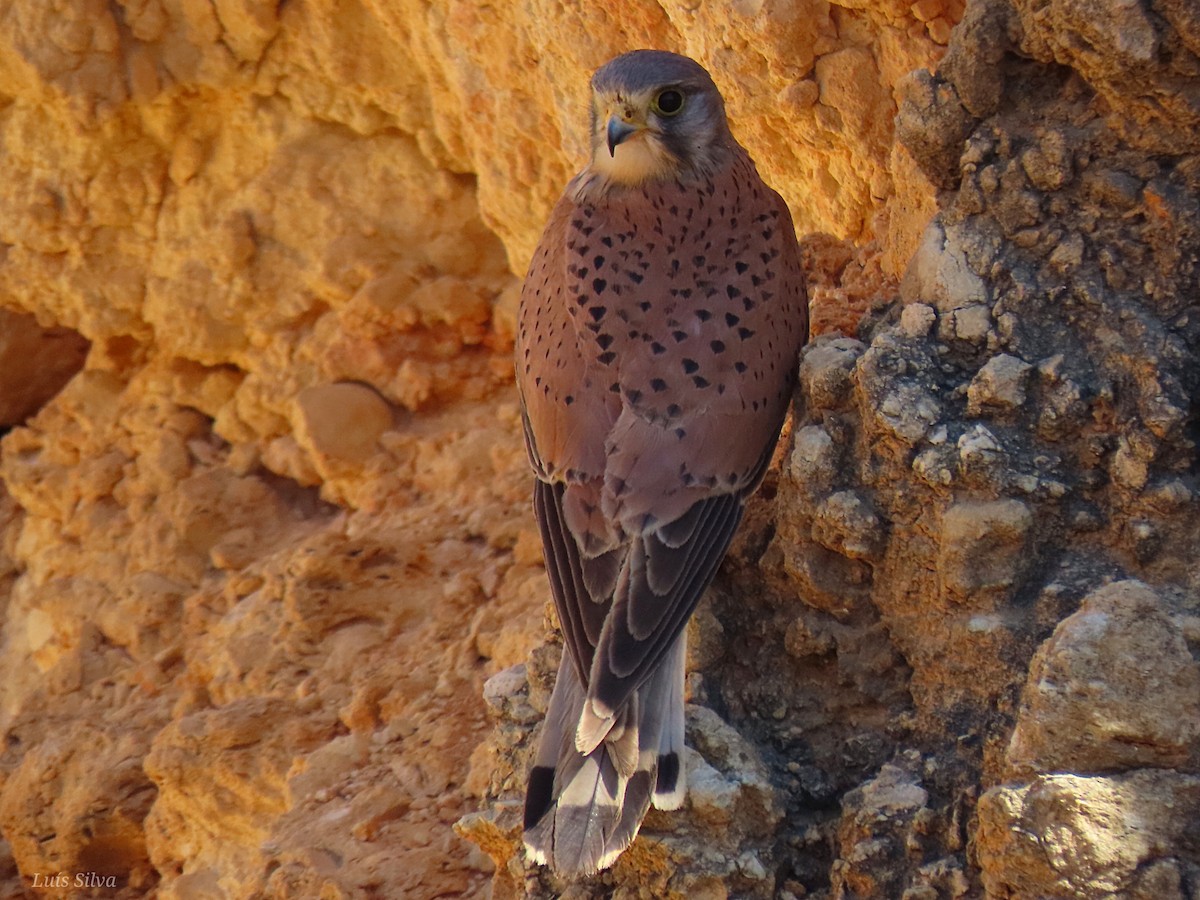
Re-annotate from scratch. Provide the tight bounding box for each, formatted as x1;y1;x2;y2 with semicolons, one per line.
672;330;687;343
735;361;748;373
594;255;606;270
692;255;705;267
598;351;616;365
639;301;652;312
696;309;712;321
565;395;575;405
726;285;741;299
738;327;756;339
682;358;699;374
651;342;666;355
629;271;644;284
675;428;686;440
735;261;749;275
609;381;620;393
589;305;607;321
597;333;614;350
667;403;682;417
657;753;681;796
725;312;740;327
711;340;726;353
601;235;613;247
524;766;556;830
592;278;607;295
625;388;643;404
651;378;668;392
743;298;756;311
693;376;710;388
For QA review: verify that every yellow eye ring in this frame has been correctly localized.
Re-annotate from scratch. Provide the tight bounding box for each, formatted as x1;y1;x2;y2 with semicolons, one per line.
652;89;685;117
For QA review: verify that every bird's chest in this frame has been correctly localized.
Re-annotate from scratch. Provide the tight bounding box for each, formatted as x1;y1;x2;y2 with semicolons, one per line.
564;194;745;314
560;187;764;418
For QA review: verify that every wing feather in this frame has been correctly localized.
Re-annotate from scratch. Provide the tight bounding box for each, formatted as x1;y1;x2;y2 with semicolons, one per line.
590;493;744;712
535;480;611;680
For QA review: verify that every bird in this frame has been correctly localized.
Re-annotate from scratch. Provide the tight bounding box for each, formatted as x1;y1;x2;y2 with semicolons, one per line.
515;49;809;877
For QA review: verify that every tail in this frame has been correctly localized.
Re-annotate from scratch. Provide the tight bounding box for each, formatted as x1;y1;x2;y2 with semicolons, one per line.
523;634;687;876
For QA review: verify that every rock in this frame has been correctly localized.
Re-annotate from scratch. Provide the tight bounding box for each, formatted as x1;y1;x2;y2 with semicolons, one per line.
481;664;538;725
894;70;977;190
293;382;394;464
966;353;1033;415
900;221;991;310
899;302;937;338
811;490;886;561
832;759;932;899
977;770;1200;898
947;304;992;343
789;425;839;496
683;706;781;840
1006;580;1200;776
939;500;1033;600
798;336;866;410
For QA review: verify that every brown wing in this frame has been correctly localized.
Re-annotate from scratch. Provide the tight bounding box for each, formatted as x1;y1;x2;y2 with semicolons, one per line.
516;193;619;486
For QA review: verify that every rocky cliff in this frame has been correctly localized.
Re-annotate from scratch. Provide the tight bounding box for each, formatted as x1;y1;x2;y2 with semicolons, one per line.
0;0;1197;898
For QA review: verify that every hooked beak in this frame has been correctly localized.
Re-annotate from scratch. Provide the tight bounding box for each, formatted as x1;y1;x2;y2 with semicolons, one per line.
606;116;641;157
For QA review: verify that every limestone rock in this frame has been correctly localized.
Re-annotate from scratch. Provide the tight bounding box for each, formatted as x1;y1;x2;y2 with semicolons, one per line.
1007;580;1200;776
939;500;1033;600
798;336;867;411
967;353;1032;416
811;491;886;562
293;381;394;464
977;771;1200;898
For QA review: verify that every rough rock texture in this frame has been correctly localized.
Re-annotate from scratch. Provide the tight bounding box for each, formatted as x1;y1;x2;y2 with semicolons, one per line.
0;0;1198;898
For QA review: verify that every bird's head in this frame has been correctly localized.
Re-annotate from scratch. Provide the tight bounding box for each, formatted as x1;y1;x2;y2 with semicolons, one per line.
585;50;735;187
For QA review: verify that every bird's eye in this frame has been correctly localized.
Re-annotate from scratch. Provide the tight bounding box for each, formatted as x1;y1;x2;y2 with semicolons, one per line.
652;89;685;117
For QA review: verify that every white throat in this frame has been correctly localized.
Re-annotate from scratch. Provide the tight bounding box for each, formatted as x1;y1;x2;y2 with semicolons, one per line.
588;133;674;186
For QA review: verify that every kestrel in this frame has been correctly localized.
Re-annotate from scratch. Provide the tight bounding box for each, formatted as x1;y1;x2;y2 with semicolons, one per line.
516;49;809;876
